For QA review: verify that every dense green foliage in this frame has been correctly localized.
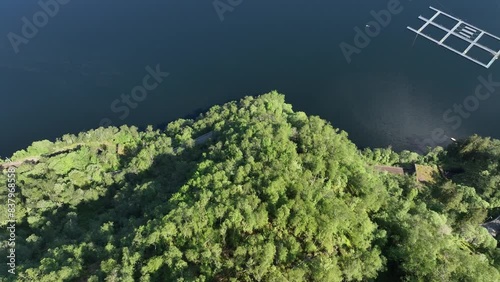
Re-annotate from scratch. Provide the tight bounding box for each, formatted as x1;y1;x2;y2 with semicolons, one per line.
1;92;500;281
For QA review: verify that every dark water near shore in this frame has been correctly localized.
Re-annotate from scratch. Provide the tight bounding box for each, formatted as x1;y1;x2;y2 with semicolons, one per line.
0;0;499;156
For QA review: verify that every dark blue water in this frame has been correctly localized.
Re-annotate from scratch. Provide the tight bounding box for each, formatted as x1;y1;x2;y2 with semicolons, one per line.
1;0;499;156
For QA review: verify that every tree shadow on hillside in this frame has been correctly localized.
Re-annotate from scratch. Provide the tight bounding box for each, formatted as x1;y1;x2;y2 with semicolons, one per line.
12;141;211;281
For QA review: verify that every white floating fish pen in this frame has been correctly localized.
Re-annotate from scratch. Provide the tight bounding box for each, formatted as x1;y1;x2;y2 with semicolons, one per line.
408;6;500;69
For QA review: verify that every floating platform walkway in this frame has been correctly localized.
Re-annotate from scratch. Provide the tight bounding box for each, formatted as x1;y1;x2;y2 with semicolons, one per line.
408;6;500;68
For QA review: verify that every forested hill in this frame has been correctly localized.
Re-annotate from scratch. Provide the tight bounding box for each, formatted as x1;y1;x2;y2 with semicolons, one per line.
2;92;500;281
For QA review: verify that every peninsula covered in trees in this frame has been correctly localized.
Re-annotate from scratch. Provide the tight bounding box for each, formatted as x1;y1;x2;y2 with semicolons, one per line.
2;92;500;281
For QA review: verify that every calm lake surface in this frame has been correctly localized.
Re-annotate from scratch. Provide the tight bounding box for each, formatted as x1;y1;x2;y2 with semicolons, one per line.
1;0;500;156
